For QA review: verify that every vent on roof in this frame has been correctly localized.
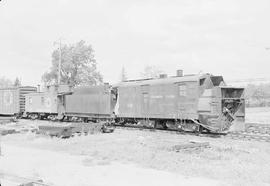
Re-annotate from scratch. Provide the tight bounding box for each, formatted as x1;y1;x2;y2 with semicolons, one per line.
176;70;183;77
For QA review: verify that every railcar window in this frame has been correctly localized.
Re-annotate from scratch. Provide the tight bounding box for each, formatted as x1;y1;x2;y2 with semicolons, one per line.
41;97;45;105
141;85;149;93
200;78;205;86
179;84;186;96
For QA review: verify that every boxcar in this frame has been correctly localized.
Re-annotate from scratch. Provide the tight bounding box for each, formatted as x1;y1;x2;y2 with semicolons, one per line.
0;86;37;116
115;72;245;133
64;84;117;120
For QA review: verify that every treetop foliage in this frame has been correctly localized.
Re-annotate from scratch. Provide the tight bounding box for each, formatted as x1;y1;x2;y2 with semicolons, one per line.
0;77;12;88
140;65;164;79
245;83;270;107
42;40;103;86
14;77;21;87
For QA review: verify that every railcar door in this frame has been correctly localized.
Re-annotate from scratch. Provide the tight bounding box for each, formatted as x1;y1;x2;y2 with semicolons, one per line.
57;95;65;118
142;93;149;116
177;83;187;118
141;85;150;117
177;82;198;119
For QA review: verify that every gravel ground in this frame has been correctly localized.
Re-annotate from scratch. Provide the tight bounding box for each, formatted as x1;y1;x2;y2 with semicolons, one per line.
1;119;270;186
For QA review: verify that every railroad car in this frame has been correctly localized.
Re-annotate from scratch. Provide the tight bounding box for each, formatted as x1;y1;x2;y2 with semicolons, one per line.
23;71;244;134
115;71;245;133
24;85;72;120
64;84;117;122
0;86;37;116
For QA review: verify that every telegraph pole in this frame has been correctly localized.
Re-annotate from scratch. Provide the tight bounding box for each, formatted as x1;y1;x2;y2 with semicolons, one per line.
58;39;62;85
0;136;1;156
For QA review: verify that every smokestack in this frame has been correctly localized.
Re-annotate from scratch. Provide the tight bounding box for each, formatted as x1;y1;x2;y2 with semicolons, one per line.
176;70;183;77
159;74;167;78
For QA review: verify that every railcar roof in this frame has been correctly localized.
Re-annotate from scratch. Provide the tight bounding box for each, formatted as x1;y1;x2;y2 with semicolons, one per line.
0;86;36;90
73;85;110;94
218;86;245;89
24;92;48;96
116;73;211;87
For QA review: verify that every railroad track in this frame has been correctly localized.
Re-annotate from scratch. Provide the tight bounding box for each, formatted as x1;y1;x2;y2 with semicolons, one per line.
225;131;270;142
5;119;270;143
115;125;225;139
245;123;270;134
115;124;270;143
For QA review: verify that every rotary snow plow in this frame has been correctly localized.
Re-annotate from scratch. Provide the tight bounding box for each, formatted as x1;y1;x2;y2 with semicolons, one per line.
198;87;245;133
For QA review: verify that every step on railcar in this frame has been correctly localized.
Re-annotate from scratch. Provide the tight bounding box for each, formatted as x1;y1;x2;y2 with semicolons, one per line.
115;71;245;133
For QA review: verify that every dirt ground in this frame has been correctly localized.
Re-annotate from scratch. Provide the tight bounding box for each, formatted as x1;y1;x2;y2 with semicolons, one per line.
246;107;270;124
1;118;270;186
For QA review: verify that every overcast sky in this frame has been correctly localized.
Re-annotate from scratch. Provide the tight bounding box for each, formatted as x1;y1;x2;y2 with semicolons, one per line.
0;0;270;86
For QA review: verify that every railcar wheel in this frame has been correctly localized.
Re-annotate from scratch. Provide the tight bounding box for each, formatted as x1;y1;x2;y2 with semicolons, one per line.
30;114;38;120
162;121;168;129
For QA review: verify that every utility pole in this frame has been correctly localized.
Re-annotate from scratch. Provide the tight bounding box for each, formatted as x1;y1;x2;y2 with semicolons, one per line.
0;142;1;156
58;39;62;85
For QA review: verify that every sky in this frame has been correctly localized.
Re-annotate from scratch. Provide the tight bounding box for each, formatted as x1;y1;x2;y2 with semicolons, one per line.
0;0;270;86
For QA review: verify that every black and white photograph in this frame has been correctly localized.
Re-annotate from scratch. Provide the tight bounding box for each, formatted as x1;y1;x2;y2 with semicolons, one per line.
0;0;270;185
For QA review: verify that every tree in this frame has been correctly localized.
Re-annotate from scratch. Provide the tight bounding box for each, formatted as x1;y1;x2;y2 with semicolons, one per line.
245;83;270;107
140;65;164;79
252;88;265;106
0;77;12;88
14;77;21;87
120;66;128;82
42;40;103;86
